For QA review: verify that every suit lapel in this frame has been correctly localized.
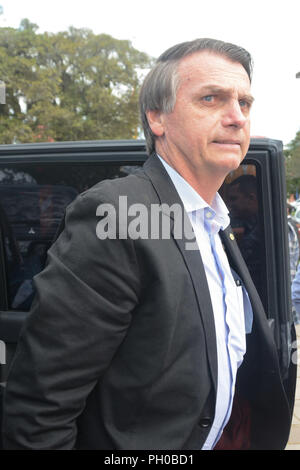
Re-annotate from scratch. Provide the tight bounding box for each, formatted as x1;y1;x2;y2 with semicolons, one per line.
219;227;279;356
172;229;218;392
143;154;218;392
219;227;264;312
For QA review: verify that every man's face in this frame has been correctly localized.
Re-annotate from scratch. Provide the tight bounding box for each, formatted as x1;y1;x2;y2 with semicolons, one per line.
148;51;253;181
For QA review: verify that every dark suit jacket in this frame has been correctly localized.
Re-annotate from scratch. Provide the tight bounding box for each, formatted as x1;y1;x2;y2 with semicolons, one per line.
2;153;292;450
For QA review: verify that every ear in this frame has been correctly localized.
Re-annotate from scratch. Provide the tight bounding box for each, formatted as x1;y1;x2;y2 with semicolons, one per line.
146;110;165;137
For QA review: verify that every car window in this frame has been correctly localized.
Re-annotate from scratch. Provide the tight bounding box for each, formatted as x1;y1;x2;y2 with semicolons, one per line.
0;160;265;313
221;163;266;309
0;162;142;311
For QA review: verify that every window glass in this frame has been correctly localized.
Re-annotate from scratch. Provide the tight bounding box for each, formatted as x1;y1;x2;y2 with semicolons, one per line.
0;161;266;313
220;164;266;309
0;162;142;311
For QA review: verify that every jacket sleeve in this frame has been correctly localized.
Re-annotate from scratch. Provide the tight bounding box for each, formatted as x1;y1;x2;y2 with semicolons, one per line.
2;186;141;449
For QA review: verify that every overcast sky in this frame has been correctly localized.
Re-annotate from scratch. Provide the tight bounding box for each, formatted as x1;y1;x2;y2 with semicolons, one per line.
1;0;300;146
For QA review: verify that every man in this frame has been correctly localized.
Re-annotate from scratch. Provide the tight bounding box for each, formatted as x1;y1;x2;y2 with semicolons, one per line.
2;38;292;450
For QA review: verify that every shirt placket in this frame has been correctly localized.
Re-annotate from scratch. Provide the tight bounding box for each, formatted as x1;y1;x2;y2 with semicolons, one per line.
203;207;235;447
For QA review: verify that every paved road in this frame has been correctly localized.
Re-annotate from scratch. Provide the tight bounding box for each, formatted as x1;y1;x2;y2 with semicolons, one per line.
286;324;300;450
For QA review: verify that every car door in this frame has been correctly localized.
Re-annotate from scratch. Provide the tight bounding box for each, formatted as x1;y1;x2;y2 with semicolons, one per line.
221;138;297;409
0;138;296;444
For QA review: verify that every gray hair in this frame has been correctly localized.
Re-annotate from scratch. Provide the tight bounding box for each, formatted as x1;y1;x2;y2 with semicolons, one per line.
139;38;253;155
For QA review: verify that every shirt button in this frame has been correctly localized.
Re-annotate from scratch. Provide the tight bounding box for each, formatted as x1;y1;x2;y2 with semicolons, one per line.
199;417;212;428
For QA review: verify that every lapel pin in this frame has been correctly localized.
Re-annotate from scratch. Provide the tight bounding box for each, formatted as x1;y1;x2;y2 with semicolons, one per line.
229;233;235;241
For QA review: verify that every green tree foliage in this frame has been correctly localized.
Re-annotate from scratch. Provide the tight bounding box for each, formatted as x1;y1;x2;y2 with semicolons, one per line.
285;129;300;195
0;19;152;143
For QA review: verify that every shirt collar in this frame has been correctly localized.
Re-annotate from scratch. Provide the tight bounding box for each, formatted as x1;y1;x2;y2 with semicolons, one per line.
157;154;230;231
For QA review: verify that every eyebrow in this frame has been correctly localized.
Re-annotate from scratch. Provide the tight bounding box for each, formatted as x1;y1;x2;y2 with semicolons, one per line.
199;85;255;104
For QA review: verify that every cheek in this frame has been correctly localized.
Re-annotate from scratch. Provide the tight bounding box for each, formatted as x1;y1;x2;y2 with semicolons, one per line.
245;121;251;138
242;124;251;151
163;112;185;137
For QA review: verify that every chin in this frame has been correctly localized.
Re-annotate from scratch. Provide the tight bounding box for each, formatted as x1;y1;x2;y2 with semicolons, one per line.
217;156;243;174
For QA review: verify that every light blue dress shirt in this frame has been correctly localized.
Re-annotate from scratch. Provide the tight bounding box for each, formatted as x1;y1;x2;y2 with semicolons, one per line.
158;155;251;449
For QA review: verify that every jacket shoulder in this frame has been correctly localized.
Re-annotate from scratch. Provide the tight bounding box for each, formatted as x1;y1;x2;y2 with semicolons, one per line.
78;168;157;206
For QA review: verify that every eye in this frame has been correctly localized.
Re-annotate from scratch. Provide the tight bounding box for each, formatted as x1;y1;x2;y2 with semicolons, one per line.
202;95;214;102
239;99;251;109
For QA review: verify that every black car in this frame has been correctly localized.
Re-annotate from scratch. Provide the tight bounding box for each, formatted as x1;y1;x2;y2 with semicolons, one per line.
0;138;297;444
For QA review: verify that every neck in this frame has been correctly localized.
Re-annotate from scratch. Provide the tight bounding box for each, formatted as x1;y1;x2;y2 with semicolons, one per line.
157;153;225;206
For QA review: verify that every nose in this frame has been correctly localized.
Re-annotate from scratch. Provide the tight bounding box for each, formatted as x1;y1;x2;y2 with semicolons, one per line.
222;99;248;129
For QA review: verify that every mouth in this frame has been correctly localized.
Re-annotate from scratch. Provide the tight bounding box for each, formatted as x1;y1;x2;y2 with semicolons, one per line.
212;140;241;146
211;140;242;151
